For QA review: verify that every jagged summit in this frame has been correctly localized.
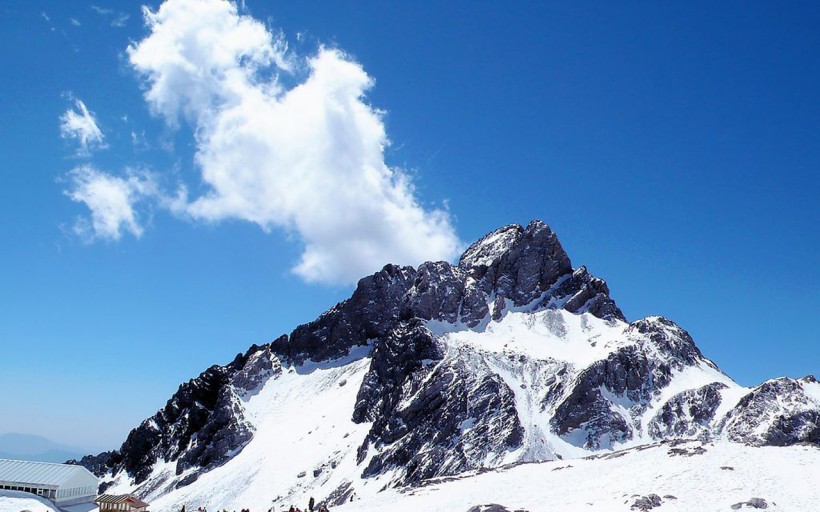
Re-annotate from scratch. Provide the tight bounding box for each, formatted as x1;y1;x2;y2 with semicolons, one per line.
273;220;623;365
72;221;820;512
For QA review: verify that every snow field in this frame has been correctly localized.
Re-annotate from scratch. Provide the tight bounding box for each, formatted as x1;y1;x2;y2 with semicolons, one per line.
0;491;60;512
334;441;820;512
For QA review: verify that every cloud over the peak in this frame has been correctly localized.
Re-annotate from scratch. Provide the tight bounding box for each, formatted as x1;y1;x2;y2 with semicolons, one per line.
123;0;461;284
65;166;156;241
60;99;105;156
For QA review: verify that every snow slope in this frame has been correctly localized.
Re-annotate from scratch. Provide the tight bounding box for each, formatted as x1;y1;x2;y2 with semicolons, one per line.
0;491;59;512
335;440;820;512
99;309;792;511
105;351;375;512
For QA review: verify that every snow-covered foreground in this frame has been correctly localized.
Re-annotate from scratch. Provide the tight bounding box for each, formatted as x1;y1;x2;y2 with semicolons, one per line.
335;440;820;512
0;491;59;512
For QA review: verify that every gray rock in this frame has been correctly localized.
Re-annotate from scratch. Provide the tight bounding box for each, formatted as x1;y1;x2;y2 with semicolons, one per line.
273;220;624;368
731;497;768;509
354;321;524;485
551;345;671;449
631;494;662;510
231;346;281;392
648;382;727;439
555;266;624;321
667;445;707;457
625;316;705;367
466;505;529;512
461;221;573;308
720;377;820;446
273;264;418;364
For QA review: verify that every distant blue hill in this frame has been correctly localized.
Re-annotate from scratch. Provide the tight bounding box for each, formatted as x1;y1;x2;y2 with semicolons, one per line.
0;433;86;463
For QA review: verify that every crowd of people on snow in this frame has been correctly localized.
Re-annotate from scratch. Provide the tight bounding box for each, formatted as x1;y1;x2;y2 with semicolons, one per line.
179;496;330;512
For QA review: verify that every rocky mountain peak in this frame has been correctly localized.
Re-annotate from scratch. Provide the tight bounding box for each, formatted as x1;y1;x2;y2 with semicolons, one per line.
459;221;570;281
70;220;820;511
76;221;643;494
459;224;524;268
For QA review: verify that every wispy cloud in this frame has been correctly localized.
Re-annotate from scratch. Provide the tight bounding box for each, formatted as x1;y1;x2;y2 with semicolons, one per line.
60;99;105;156
111;13;129;27
90;5;129;28
70;18;81;26
121;0;461;284
64;166;157;241
130;130;149;151
90;6;112;16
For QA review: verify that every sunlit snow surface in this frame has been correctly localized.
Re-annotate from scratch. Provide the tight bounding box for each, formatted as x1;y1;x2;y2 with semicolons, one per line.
106;353;375;512
100;309;819;511
0;491;60;512
336;441;820;512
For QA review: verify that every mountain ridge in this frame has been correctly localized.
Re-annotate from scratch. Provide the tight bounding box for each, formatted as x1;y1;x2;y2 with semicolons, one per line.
68;220;820;510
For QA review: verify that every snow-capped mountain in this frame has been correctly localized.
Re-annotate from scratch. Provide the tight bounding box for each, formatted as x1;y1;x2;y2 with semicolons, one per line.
72;221;820;511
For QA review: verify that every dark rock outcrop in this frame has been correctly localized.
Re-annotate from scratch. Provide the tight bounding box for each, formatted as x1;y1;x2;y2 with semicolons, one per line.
631;494;662;511
648;382;727;439
273;220;625;366
92;344;273;484
354;321;524;485
551;344;670;449
273;264;418;365
466;505;529;512
66;451;123;480
721;377;820;446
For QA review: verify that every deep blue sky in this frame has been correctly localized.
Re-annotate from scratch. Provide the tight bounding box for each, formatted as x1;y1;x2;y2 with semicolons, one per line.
0;1;817;452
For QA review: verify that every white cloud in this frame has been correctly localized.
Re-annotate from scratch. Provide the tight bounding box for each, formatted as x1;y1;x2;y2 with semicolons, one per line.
90;5;129;28
90;6;112;15
125;0;461;284
60;99;105;156
65;166;156;241
111;13;129;27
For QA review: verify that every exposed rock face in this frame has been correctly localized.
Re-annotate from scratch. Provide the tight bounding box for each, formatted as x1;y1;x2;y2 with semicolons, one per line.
721;377;820;446
354;320;524;485
273;220;625;367
551;346;650;448
556;266;623;320
458;222;624;322
551;317;706;449
625;317;704;367
66;451;123;487
460;222;572;307
648;383;727;439
273;264;418;364
77;344;275;484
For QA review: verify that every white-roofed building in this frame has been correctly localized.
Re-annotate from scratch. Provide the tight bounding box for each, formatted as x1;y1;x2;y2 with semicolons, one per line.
0;459;98;506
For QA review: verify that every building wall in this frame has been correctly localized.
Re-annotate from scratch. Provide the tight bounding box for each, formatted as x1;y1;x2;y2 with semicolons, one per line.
0;484;56;500
0;482;96;505
54;483;97;504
